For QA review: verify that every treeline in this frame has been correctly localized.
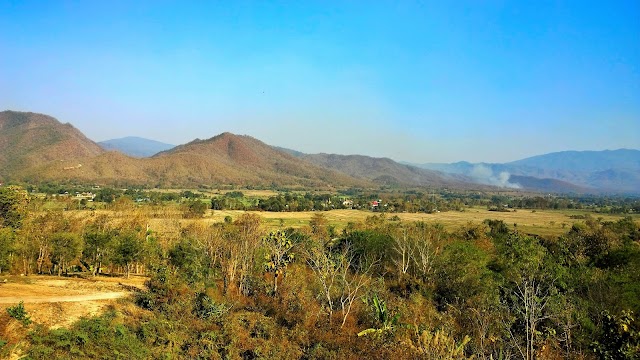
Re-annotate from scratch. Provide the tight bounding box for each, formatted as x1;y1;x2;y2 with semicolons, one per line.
21;181;640;215
1;186;639;359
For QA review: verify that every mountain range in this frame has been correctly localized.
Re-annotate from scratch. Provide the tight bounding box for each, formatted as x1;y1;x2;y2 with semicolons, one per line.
98;136;175;157
408;149;640;194
1;110;638;194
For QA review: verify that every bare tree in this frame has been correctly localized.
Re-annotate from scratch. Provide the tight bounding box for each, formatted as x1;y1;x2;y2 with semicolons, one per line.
306;242;341;323
392;224;411;276
306;242;379;328
337;246;379;328
411;222;441;283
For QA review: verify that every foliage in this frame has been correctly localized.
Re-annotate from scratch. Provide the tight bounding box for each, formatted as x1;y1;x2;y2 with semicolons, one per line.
182;199;208;218
410;329;472;359
358;294;401;337
112;231;144;278
1;189;638;358
0;186;28;228
0;227;15;273
7;301;31;326
193;292;231;320
591;310;640;359
262;230;295;294
28;311;149;359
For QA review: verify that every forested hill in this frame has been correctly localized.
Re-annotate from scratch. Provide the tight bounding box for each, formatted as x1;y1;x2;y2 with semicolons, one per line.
0;111;105;180
0;112;369;188
301;153;470;187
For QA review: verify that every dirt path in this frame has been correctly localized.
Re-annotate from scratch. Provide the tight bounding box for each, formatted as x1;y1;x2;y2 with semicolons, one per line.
0;291;129;304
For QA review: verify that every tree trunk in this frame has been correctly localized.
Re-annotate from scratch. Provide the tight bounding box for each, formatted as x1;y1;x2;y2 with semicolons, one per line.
273;273;279;294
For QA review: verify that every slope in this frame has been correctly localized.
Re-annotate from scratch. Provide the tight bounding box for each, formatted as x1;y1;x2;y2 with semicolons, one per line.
0;111;105;181
149;133;367;188
301;153;469;187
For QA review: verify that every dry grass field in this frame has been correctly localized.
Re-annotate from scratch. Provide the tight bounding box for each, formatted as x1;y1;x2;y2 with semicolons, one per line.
201;207;636;237
71;205;637;238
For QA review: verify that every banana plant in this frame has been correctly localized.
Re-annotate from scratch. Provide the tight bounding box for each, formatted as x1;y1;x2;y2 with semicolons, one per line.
358;294;400;337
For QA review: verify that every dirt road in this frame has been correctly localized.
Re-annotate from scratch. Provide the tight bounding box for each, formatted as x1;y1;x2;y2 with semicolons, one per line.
0;291;129;304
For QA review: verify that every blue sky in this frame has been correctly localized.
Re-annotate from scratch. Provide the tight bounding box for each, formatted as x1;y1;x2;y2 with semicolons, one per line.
1;1;638;162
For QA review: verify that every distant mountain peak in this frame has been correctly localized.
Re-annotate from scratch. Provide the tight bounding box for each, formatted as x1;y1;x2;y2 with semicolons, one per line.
410;149;640;194
98;136;175;158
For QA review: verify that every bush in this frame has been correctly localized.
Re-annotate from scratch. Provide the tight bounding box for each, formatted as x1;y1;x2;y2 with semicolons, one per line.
193;292;230;320
28;311;149;359
7;301;31;326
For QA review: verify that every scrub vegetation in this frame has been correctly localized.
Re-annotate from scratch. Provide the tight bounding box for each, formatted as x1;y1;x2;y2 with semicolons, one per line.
0;185;638;359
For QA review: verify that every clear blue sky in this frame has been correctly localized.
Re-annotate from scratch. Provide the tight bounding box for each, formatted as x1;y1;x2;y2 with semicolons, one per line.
1;1;638;163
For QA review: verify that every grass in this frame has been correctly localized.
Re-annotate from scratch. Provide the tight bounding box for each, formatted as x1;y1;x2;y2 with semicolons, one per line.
61;202;638;238
202;207;637;237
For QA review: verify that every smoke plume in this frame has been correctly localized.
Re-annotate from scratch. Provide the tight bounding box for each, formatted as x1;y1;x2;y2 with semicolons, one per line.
470;164;521;188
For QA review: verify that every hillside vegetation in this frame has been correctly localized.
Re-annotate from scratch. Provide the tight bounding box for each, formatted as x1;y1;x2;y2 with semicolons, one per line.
0;111;367;188
0;186;638;359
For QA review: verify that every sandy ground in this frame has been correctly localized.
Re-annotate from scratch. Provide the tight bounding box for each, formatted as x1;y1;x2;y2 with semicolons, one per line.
0;275;146;329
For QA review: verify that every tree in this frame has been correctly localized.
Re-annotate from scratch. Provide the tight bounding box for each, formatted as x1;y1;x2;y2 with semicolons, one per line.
306;241;377;328
262;230;295;295
182;199;207;219
113;231;144;278
83;226;114;276
218;214;263;295
0;227;15;274
18;210;70;275
168;238;205;283
0;186;28;229
497;233;560;360
50;232;83;276
309;213;329;241
305;241;341;323
591;310;640;359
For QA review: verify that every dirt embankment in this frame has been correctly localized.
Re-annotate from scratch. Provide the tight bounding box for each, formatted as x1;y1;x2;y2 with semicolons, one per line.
0;275;146;328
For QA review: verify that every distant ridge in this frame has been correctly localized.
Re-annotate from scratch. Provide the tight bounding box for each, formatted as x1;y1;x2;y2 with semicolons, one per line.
272;146;306;158
2;110;636;194
301;153;469;187
410;149;640;194
98;136;175;158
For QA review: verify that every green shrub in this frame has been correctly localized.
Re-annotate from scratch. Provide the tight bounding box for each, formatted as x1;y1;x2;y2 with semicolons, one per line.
28;312;149;359
7;301;31;325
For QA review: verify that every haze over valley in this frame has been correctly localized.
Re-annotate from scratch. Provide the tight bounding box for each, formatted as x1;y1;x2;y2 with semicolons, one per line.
2;110;638;194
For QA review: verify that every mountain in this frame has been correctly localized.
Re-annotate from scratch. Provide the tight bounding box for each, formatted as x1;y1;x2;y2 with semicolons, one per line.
411;149;640;194
272;146;306;158
508;149;640;173
143;133;367;188
507;175;589;194
0;111;104;181
301;153;469;187
5;110;631;193
98;136;175;157
11;122;367;188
